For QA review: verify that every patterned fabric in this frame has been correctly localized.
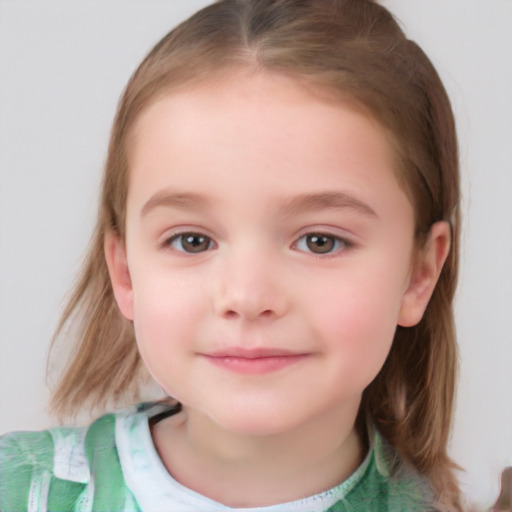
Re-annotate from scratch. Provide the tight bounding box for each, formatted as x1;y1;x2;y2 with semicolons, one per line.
0;403;433;511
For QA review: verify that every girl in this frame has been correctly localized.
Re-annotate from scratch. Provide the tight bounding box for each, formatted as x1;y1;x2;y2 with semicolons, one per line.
0;0;464;510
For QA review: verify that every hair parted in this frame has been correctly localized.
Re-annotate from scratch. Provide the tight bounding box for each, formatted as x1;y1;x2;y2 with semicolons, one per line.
49;0;461;509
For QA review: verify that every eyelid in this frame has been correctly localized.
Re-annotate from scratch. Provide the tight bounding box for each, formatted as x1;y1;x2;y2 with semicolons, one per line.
159;225;214;243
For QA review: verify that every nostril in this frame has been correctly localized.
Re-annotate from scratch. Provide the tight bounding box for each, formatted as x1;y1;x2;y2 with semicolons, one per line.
221;308;275;320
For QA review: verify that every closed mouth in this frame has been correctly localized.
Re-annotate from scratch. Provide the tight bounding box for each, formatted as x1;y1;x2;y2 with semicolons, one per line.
204;347;303;359
200;347;310;374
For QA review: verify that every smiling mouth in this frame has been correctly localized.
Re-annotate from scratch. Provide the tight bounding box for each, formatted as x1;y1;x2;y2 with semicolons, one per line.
200;348;310;375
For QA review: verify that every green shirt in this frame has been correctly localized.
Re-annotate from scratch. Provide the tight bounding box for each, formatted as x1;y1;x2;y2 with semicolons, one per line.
0;402;434;511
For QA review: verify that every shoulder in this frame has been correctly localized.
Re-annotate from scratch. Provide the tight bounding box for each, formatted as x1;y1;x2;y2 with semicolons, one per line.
0;413;116;481
0;409;130;512
0;427;55;492
374;433;437;511
0;423;90;511
340;428;437;512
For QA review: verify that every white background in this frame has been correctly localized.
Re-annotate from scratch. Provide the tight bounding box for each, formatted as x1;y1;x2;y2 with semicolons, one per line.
0;0;511;508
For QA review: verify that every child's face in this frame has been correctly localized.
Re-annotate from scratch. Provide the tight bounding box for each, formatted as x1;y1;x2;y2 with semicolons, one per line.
108;71;434;436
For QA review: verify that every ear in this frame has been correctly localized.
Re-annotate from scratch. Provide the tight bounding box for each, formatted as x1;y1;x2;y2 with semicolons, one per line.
398;221;451;327
104;231;134;321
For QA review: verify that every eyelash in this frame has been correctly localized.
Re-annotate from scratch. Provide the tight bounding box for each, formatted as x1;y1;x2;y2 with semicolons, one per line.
163;231;354;256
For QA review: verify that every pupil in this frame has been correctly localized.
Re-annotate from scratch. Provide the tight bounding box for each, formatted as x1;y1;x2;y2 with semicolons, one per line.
307;234;334;254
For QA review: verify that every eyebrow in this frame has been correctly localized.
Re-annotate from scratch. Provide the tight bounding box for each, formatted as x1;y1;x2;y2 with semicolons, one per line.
140;189;377;219
280;192;377;218
141;191;210;217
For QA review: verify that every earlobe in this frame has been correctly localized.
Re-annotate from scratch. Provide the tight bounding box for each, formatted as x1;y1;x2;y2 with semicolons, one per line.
104;231;134;321
398;221;451;327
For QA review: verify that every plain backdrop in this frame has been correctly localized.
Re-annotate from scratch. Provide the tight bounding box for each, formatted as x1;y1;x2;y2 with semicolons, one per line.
0;0;511;508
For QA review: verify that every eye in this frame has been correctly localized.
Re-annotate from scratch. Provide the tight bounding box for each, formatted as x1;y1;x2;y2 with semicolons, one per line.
294;233;349;255
166;232;214;253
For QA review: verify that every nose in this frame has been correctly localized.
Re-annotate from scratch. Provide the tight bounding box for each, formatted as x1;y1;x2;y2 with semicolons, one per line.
213;245;288;322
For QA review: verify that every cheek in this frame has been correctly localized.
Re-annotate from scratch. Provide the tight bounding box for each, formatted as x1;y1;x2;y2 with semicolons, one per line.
307;270;405;380
129;270;206;374
132;266;206;327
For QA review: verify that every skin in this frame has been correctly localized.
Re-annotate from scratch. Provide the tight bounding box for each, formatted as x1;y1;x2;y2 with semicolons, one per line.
105;70;450;507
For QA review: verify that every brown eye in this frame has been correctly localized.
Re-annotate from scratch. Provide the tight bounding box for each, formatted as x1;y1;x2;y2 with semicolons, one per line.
294;233;349;255
306;234;336;254
168;233;213;253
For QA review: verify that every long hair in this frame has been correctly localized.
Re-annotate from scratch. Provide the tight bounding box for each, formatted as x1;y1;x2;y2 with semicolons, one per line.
49;0;461;508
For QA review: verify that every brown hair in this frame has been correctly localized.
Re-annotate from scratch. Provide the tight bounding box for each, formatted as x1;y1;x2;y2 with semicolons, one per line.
49;0;461;509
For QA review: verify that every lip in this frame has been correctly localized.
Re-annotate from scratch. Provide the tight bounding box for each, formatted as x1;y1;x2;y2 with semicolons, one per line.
200;347;310;375
207;347;301;358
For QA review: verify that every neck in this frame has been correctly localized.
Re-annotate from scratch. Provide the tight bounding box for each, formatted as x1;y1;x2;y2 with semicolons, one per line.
152;399;364;508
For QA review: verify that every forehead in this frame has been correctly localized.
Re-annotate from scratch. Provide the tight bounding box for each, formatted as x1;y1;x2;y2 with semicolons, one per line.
125;70;411;221
130;69;387;148
130;70;394;165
